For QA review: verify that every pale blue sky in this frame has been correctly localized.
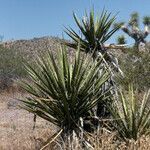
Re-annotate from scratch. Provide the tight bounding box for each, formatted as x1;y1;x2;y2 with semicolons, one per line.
0;0;149;43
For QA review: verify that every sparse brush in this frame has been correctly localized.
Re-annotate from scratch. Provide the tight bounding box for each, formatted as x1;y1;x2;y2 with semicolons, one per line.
117;49;150;91
0;45;26;91
110;85;150;141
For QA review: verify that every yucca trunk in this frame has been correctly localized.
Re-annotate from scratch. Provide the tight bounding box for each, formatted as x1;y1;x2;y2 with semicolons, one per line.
92;46;113;118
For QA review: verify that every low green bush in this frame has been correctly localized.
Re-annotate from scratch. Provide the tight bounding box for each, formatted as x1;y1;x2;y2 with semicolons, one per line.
0;45;26;89
117;48;150;91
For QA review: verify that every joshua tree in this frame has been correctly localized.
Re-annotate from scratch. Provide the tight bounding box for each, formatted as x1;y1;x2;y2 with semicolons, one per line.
119;12;150;50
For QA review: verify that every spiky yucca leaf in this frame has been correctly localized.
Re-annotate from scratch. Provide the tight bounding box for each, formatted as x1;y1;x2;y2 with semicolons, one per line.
110;86;150;141
20;45;111;135
65;9;119;54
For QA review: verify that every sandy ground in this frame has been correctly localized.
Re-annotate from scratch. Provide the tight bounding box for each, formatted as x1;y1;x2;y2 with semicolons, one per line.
0;91;57;150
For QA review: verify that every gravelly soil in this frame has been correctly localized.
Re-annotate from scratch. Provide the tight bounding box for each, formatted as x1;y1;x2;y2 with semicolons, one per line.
0;92;56;150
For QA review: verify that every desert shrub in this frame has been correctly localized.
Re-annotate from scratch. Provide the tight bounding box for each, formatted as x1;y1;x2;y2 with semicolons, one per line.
0;45;26;77
110;85;150;141
117;48;150;91
0;45;26;90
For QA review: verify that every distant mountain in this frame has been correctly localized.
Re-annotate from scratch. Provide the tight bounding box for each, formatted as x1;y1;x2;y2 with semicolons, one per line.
2;36;62;56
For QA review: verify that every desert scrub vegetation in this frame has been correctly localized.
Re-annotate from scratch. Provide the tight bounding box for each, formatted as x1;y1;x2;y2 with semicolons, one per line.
117;47;150;91
0;45;26;90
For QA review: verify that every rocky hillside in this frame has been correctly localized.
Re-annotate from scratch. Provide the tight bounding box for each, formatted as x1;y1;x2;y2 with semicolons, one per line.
3;36;150;56
0;36;74;90
2;36;64;57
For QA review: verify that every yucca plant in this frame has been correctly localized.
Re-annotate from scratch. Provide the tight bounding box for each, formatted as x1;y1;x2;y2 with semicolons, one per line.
64;9;122;119
117;35;126;45
20;45;111;139
110;85;150;141
64;9;124;80
64;9;120;60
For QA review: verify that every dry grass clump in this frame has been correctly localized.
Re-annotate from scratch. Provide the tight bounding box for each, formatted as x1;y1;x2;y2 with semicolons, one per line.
47;129;150;150
118;136;150;150
91;132;150;150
